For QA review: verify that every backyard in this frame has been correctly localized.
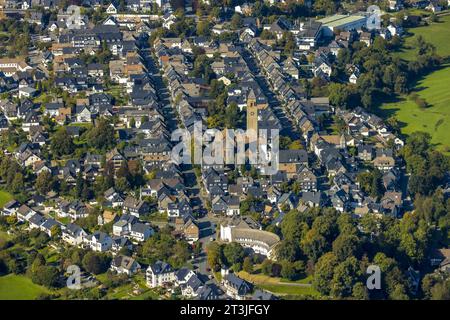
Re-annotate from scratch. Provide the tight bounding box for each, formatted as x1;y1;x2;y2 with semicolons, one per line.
0;189;13;208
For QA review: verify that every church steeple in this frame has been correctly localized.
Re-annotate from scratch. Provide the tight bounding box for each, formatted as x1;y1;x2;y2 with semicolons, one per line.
340;133;346;149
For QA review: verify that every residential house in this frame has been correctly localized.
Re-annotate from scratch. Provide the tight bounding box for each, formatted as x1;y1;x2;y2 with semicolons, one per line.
62;223;87;246
86;231;113;252
130;223;154;242
183;219;200;242
373;149;395;171
222;273;252;300
112;214;137;236
110;255;141;276
40;218;61;237
123;196;149;218
146;261;175;288
430;248;450;272
1;200;20;216
278;149;308;178
111;236;133;253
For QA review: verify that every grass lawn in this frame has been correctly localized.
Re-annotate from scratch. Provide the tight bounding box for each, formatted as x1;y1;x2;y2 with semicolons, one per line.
38;246;61;264
258;283;321;297
0;190;14;208
394;16;450;61
0;230;11;242
95;273;160;300
237;270;320;298
57;217;71;225
0;274;50;300
106;85;128;105
380;16;450;153
379;64;450;153
68;122;93;128
33;92;54;104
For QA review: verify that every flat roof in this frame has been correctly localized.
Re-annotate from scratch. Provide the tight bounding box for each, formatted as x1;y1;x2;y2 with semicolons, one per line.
318;14;366;28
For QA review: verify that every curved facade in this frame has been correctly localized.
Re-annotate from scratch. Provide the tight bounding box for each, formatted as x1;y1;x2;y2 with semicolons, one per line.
220;225;280;260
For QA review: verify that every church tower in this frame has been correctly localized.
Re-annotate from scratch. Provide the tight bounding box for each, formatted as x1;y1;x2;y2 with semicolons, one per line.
340;133;346;149
246;88;258;134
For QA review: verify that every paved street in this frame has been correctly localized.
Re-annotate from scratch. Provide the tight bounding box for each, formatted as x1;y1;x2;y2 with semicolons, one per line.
240;46;300;140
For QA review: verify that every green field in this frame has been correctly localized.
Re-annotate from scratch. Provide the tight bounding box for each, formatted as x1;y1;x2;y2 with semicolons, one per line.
380;16;450;153
379;64;450;152
395;15;450;60
0;190;13;208
258;283;321;297
237;270;320;298
0;275;50;300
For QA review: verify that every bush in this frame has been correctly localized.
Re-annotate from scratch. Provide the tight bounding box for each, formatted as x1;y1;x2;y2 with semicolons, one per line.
243;257;254;274
409;93;429;108
231;262;242;273
31;266;60;288
415;97;428;108
271;263;282;277
0;257;8;275
261;259;273;276
280;260;296;280
36;293;60;300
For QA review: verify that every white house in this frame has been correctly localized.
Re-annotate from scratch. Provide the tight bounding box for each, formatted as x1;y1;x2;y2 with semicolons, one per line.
1;200;20;216
349;69;360;84
130;223;154;242
162;13;176;30
106;3;118;14
18;87;37;99
146;261;175;288
62;223;87;246
76;106;92;123
85;231;112;252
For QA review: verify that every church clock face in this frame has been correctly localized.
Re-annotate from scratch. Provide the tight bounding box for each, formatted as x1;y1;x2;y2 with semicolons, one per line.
250;112;255;116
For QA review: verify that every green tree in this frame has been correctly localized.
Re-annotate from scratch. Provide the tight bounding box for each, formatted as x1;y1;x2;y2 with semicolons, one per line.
301;228;327;262
196;20;211;36
313;252;339;295
243;257;253;274
206;242;223;271
230;13;242;30
332;233;361;262
352;282;369;300
82;252;111;275
35;171;53;195
85;118;116;151
261;259;273;276
10;172;25;194
51;127;75;157
330;256;362;298
223;242;245;266
31;266;59;288
280;260;297;280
